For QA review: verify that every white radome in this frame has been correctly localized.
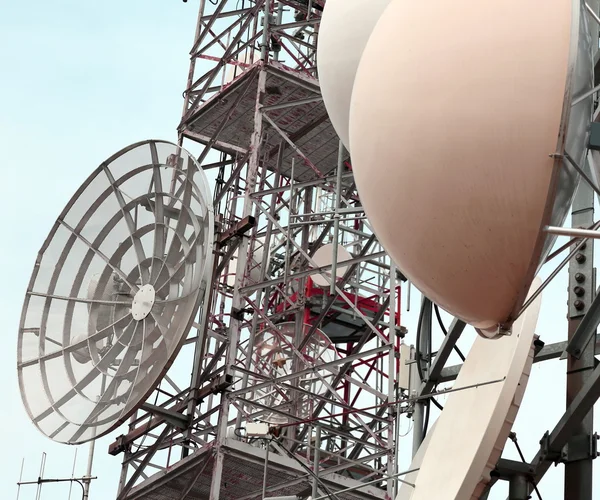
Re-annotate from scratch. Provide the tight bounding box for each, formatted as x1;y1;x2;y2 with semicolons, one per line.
317;0;391;151
349;0;591;333
311;243;352;287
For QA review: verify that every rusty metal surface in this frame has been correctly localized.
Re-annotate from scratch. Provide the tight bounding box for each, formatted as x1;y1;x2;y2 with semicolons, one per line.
181;62;348;183
123;439;385;500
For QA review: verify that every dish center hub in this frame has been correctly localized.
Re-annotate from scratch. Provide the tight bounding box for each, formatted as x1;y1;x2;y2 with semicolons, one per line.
132;284;156;321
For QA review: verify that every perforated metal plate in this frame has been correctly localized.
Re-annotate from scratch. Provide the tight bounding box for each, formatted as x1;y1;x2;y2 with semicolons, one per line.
17;140;214;444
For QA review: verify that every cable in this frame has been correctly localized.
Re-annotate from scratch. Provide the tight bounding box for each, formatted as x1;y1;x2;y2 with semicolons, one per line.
399;417;413;438
415;302;443;431
415;301;446;419
509;432;542;500
415;299;426;383
434;303;466;361
433;303;447;335
429;394;444;411
421;399;430;439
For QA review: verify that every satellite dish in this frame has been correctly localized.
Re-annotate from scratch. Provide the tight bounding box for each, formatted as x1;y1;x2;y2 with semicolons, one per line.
310;243;352;287
349;0;593;334
247;322;339;425
17;140;214;444
317;0;391;150
407;278;542;499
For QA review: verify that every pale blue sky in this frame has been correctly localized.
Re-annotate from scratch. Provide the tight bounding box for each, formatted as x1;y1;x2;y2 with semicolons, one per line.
0;1;198;497
0;1;597;499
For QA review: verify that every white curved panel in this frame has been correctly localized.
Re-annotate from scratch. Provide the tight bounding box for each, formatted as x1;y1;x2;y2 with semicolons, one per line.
407;279;542;500
311;243;352;287
317;0;391;150
349;0;587;332
396;422;436;500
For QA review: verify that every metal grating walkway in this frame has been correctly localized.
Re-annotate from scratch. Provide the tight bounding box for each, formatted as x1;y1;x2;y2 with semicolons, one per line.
180;61;350;183
123;438;386;500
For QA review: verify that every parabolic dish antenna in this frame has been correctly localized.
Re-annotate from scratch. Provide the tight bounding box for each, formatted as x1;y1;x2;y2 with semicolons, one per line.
246;322;339;425
317;0;391;151
17;140;214;444
348;0;594;335
407;278;542;499
310;243;352;288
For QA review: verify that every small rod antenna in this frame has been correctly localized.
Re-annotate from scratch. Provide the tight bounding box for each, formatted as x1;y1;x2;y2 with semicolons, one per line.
16;458;24;500
35;452;46;500
68;448;78;500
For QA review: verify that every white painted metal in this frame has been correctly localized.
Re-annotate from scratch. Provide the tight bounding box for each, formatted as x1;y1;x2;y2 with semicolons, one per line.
17;140;214;444
311;243;352;287
227;241;266;287
398;343;411;391
349;0;588;333
406;278;542;499
131;285;156;321
246;322;339;425
317;0;391;151
396;422;436;500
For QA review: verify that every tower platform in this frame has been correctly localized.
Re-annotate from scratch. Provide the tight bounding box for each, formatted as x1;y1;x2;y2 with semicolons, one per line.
180;61;350;183
122;438;386;500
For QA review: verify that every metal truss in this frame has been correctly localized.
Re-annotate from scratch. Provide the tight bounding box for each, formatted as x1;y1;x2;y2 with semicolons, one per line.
107;1;600;500
111;2;408;500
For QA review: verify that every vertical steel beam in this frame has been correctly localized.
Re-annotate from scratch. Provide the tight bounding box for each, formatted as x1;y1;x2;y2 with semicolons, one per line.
208;3;271;497
412;298;432;457
508;474;529;500
565;174;596;500
387;261;397;499
312;425;321;499
330;140;345;294
234;144;284;433
179;0;207;141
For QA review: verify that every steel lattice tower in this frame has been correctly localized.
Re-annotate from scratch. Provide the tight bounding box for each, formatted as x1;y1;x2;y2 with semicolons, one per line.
107;2;600;500
111;2;406;499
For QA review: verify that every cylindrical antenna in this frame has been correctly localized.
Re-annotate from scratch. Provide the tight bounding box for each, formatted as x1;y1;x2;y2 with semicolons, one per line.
83;439;96;499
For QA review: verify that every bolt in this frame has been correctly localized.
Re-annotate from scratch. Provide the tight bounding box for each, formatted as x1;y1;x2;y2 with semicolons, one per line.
576;253;587;264
574;286;585;297
574;299;585;311
580;241;587;251
575;273;586;283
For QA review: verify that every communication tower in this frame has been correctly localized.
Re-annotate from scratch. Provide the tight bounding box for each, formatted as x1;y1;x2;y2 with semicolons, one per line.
109;2;406;499
18;2;600;500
